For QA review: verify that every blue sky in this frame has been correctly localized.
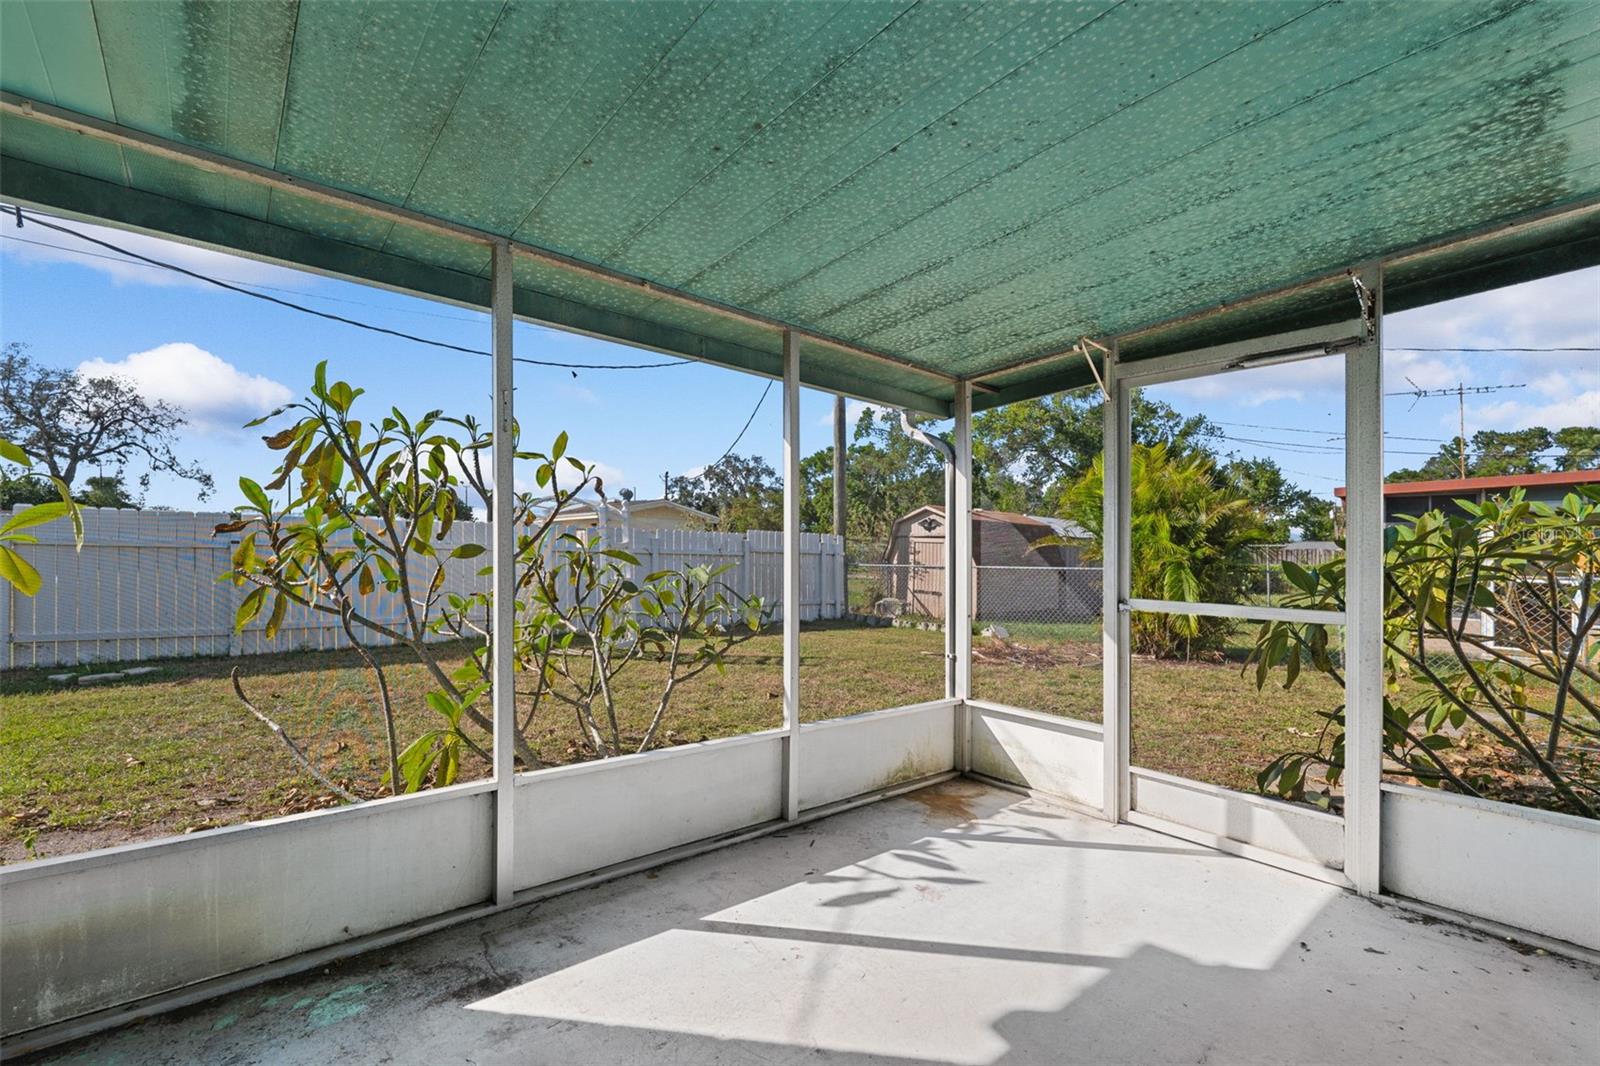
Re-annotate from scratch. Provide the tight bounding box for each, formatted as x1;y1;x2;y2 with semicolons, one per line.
1;207;1595;513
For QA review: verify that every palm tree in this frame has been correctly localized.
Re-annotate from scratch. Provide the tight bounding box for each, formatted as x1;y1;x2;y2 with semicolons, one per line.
1063;442;1270;658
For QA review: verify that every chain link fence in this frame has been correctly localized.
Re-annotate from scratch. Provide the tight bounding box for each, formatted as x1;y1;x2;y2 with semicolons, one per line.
845;561;1104;634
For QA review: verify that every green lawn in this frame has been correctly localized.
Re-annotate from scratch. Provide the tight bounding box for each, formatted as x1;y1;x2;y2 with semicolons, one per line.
3;619;1587;861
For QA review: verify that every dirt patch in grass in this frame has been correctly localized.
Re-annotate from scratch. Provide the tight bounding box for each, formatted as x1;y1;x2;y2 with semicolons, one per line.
973;637;1099;670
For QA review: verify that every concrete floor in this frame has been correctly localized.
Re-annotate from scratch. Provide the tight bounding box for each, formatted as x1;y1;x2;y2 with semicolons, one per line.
31;781;1600;1065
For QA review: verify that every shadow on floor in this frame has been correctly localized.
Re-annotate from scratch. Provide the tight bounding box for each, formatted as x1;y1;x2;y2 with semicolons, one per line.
28;781;1600;1066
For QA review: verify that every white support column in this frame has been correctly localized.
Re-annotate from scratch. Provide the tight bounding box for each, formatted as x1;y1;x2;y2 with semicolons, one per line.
781;331;803;820
1344;265;1384;895
952;381;975;769
490;240;518;907
1101;346;1131;823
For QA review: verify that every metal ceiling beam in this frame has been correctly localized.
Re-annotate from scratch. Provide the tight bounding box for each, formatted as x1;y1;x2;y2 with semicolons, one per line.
0;92;959;392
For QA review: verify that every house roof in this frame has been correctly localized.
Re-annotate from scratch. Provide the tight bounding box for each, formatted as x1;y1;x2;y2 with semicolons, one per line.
3;3;1596;416
1332;469;1600;500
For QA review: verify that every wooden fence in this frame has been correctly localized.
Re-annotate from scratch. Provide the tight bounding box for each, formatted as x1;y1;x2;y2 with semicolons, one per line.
0;509;843;668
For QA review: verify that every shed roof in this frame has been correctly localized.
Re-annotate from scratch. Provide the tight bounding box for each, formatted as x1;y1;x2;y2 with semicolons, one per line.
894;504;1090;541
1333;469;1600;499
3;2;1597;414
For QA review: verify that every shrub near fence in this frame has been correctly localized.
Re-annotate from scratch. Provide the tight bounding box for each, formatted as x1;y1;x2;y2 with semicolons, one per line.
0;509;845;668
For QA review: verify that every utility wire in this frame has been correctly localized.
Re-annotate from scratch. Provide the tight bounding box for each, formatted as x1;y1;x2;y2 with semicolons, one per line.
8;207;694;371
9;205;776;500
672;380;776;491
2;231;487;323
1214;419;1445;444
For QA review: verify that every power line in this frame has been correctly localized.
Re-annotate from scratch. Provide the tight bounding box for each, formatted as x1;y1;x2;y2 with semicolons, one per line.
1213;419;1445;444
1214;431;1565;460
671;380;776;493
7;207;694;371
10;204;782;510
2;231;488;323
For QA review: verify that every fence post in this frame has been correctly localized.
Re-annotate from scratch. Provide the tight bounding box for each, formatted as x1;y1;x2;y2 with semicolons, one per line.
740;531;753;604
0;566;10;670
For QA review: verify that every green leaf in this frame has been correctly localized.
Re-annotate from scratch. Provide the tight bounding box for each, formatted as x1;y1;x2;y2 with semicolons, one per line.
396;733;443;792
239;477;271;514
0;545;42;596
264;593;288;640
0;439;30;467
234;586;268;632
0;501;71;536
327;381;356;413
449;542;487;560
551;431;568;462
425;690;464;726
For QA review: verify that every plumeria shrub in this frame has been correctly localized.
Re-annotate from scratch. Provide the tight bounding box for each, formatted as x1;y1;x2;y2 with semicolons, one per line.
222;364;764;799
1249;487;1599;817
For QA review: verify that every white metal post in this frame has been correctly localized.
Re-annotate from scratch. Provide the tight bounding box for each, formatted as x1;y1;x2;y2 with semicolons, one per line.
1101;346;1131;822
781;331;803;819
490;240;518;906
1344;266;1384;895
952;381;975;768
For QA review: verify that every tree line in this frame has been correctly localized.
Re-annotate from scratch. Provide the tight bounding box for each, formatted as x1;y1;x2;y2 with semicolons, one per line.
669;392;1341;546
669;391;1599;547
3;339;1595;531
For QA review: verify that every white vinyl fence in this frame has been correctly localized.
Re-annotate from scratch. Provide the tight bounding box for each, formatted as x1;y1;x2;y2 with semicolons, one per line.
0;509;843;669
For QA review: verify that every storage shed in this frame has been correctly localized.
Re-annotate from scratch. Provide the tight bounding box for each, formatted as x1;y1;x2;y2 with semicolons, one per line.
880;506;1093;621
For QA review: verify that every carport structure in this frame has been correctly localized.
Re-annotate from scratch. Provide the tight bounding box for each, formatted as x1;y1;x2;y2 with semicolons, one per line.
3;1;1599;1059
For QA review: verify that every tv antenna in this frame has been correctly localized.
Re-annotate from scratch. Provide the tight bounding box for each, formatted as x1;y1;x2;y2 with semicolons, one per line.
1386;379;1527;479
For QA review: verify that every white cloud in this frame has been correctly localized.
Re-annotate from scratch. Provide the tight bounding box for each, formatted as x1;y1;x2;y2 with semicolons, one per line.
1476;389;1600;431
512;458;626;498
2;211;316;292
555;381;598;405
1162;353;1345;407
1384;349;1465;391
1386;268;1600;353
816;398;886;429
77;343;292;435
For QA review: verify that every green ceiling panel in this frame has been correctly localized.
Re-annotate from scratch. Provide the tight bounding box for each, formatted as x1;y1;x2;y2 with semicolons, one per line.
274;1;503;207
3;0;1597;414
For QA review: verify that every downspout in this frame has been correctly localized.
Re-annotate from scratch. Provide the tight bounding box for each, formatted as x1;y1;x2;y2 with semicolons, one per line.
900;410;958;699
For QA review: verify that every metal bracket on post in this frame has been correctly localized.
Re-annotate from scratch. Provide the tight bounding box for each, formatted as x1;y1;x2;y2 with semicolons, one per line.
490;240;517;907
1343;263;1384;896
1076;337;1112;401
781;330;802;820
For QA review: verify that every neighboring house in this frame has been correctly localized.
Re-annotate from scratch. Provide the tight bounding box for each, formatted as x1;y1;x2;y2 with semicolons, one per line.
1333;470;1600;654
878;505;1093;620
1333;469;1600;525
548;497;715;533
